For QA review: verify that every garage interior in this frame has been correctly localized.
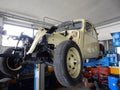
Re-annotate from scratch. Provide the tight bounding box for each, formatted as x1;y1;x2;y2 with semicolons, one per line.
0;0;119;90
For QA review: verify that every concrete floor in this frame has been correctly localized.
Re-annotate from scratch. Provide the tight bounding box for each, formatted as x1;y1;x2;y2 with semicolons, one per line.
56;83;90;90
57;87;89;90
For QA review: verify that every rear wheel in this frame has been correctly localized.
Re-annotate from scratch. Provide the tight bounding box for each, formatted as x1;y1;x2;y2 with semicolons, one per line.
0;48;23;77
54;40;83;87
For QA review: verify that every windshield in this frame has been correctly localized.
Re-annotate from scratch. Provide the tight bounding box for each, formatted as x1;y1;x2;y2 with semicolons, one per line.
56;21;82;32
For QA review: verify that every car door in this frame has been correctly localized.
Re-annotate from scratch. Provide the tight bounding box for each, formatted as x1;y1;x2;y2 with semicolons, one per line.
91;26;100;57
83;22;98;58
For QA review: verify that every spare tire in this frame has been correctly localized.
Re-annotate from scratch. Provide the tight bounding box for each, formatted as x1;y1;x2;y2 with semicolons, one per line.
54;40;83;87
0;47;24;77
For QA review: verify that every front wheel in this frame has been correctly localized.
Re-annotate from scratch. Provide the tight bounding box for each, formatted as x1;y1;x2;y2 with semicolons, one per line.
0;48;24;77
54;40;83;87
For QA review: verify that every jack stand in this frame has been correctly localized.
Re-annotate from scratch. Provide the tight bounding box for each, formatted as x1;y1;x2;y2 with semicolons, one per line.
34;64;45;90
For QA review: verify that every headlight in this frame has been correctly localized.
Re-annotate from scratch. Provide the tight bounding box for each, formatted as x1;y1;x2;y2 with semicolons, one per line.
72;31;78;37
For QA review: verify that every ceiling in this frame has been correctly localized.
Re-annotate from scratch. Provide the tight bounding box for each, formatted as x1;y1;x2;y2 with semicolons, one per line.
0;0;120;25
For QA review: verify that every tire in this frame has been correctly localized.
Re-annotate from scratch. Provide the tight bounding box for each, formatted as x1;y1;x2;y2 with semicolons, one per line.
54;40;83;87
0;47;23;77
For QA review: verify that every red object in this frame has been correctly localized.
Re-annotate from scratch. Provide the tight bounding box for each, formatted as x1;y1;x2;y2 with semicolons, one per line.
83;67;110;84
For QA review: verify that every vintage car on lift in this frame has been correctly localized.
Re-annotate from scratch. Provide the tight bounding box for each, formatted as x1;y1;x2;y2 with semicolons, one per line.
0;19;101;87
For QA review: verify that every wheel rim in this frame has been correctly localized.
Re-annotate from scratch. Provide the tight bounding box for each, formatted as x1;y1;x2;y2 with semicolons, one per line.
6;57;23;71
67;47;81;78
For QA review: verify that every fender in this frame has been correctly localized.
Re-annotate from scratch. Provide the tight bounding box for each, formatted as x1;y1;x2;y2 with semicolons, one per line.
48;32;69;46
27;29;47;54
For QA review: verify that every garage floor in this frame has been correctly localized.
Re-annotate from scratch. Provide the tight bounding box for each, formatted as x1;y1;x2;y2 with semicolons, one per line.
56;82;101;90
56;83;92;90
57;87;89;90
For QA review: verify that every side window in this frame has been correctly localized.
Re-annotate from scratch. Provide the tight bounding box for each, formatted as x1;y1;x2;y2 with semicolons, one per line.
86;22;93;35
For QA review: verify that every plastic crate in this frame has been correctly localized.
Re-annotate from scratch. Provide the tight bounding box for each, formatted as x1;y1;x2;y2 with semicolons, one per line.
111;32;120;47
108;76;120;90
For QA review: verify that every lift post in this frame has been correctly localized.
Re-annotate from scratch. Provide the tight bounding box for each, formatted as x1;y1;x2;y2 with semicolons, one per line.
34;64;45;90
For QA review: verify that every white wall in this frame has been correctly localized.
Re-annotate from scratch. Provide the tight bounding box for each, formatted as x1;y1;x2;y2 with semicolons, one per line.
96;21;120;40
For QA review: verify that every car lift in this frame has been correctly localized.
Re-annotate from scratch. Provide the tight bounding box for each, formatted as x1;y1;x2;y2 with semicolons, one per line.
34;64;45;90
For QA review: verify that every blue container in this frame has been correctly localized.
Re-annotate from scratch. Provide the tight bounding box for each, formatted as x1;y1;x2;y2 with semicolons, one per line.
111;32;120;47
108;76;120;90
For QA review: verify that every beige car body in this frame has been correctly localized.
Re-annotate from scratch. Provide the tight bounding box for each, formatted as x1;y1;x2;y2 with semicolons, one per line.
27;19;100;59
